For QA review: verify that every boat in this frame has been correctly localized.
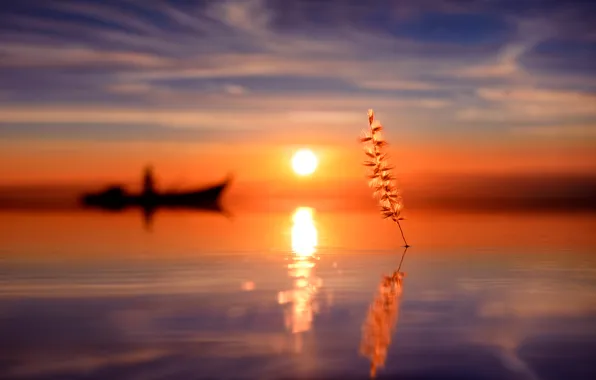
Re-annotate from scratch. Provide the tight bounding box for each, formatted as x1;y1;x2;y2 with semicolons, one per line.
80;167;231;227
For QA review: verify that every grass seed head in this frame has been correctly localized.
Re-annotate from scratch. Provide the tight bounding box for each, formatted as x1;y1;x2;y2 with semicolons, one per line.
360;109;409;247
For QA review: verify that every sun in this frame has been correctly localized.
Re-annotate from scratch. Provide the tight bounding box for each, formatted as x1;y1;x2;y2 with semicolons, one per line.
292;149;318;176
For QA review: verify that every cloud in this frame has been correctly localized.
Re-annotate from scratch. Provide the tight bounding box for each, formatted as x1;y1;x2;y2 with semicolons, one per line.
0;108;256;128
510;125;596;138
223;84;248;95
0;122;258;143
477;87;596;104
0;91;452;131
106;83;154;95
354;79;438;91
459;43;527;78
457;87;596;125
207;0;271;35
0;43;171;69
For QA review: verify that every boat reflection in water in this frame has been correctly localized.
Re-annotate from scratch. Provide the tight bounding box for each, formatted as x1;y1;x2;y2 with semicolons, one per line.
277;207;323;352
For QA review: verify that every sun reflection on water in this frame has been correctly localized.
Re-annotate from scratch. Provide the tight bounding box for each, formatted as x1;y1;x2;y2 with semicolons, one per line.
291;207;318;257
278;207;323;352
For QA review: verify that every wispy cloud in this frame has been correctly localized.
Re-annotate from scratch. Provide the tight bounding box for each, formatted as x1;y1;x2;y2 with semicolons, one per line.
0;122;258;142
510;125;596;138
457;87;596;124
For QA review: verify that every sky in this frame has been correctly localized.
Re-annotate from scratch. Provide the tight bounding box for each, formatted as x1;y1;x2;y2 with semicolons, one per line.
0;0;595;209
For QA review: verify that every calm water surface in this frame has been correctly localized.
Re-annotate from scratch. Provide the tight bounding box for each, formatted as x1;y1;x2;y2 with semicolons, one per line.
0;208;595;379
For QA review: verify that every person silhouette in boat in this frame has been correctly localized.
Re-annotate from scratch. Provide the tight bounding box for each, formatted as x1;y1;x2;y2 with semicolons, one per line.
143;165;156;198
141;165;157;230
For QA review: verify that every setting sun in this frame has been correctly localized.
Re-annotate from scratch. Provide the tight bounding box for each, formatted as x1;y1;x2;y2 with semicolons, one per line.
292;149;318;176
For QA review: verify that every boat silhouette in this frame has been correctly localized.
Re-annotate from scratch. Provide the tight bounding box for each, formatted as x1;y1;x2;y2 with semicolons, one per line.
80;166;231;228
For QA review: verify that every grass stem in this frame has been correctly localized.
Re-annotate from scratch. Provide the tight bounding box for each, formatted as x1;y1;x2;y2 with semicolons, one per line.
361;109;410;249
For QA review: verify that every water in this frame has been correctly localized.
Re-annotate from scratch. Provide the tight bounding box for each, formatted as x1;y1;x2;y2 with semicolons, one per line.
0;208;595;379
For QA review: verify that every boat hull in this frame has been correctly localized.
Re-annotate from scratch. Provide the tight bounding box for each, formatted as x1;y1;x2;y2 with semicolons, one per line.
81;181;228;212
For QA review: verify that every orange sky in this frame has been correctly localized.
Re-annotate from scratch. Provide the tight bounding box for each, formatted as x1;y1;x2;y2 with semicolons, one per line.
1;137;594;202
0;134;594;230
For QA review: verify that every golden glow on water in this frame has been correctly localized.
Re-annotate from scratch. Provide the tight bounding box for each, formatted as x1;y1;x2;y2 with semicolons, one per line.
291;207;317;257
278;207;322;351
